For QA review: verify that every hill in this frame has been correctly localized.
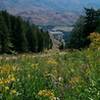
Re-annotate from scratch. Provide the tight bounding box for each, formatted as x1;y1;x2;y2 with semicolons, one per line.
0;0;99;25
0;11;52;54
0;49;100;99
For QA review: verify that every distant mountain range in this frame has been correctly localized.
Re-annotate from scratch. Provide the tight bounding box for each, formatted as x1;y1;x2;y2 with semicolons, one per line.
0;0;99;25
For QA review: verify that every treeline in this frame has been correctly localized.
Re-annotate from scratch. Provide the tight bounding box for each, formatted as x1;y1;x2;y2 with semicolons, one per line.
0;11;52;54
66;8;100;49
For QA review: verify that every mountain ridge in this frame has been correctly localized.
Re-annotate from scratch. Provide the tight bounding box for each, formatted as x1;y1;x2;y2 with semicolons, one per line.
0;0;99;25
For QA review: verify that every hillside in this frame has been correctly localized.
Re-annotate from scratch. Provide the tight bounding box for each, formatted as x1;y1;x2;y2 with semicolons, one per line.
0;49;100;100
0;0;99;25
0;1;100;99
0;11;52;54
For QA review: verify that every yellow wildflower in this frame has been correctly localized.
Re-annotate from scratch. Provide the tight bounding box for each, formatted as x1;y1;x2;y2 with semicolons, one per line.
11;77;16;81
38;89;55;97
0;79;3;85
0;75;16;85
8;74;16;81
5;86;9;90
89;32;100;49
47;59;58;65
50;96;59;100
10;89;17;94
0;64;17;74
69;76;81;85
31;63;39;69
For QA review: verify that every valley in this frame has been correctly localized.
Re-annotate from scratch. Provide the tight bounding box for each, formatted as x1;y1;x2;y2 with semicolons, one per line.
0;0;100;100
41;25;73;49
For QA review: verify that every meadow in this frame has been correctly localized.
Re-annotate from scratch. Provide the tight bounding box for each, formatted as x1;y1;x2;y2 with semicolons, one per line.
0;49;100;100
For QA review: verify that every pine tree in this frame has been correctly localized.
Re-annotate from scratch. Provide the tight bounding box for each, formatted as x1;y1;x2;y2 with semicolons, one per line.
0;13;12;53
84;8;98;34
68;16;85;49
12;17;28;52
26;24;37;52
68;8;100;49
0;11;52;53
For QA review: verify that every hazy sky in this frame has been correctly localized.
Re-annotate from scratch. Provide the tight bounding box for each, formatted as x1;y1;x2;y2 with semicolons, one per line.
0;0;100;12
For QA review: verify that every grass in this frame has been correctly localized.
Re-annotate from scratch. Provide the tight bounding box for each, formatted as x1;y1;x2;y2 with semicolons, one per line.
0;49;100;100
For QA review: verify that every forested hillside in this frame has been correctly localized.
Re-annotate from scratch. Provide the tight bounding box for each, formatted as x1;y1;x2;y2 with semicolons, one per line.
66;8;100;49
0;11;52;54
0;0;100;99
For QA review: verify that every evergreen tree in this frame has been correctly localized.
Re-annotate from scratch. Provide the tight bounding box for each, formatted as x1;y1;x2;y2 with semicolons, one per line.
95;9;100;33
26;24;37;52
37;29;43;52
45;31;53;49
0;13;12;53
68;16;85;49
0;10;52;53
12;17;28;52
84;8;98;34
67;8;100;49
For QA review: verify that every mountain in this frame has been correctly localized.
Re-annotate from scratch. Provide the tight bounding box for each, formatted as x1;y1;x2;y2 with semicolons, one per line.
0;0;99;25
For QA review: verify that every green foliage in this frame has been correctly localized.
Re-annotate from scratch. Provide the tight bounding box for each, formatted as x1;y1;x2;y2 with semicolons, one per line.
0;12;12;53
67;8;100;49
89;32;100;49
67;16;86;49
0;11;52;54
0;49;100;100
